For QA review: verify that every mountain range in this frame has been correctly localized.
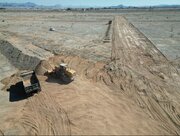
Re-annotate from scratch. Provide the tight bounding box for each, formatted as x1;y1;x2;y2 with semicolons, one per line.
110;4;180;9
0;2;180;9
0;2;62;9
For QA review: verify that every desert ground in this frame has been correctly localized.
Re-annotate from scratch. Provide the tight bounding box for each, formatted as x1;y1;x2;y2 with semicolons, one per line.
0;9;180;135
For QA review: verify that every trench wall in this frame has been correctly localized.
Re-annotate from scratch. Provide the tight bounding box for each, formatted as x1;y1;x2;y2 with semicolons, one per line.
0;40;42;70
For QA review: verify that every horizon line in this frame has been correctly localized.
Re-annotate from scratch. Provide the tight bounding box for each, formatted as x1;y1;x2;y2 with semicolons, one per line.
1;2;180;8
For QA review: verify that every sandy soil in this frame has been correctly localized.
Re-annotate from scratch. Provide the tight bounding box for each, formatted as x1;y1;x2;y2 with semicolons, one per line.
0;10;180;135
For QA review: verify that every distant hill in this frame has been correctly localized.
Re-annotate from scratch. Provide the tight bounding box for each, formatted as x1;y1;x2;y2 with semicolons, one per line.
152;5;180;8
0;2;37;8
110;4;180;9
0;2;180;9
0;2;62;9
110;5;127;9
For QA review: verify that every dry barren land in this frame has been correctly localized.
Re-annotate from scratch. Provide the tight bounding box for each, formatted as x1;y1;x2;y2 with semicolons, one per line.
0;10;180;135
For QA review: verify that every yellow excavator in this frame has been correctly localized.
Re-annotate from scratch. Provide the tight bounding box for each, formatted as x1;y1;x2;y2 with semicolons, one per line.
48;63;76;83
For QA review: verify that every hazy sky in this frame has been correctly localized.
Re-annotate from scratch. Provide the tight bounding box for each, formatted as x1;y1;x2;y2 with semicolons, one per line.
1;0;180;6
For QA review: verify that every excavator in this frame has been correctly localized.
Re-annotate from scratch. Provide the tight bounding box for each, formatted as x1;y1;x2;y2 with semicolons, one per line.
47;63;76;83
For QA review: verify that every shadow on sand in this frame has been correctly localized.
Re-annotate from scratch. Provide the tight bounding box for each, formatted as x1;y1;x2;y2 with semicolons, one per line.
45;73;72;85
7;81;28;102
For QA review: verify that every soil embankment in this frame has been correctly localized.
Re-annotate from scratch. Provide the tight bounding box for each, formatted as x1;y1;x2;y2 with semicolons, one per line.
107;16;180;134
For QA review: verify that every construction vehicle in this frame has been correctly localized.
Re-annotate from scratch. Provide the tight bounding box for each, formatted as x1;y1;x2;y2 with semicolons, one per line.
20;70;41;94
48;63;76;83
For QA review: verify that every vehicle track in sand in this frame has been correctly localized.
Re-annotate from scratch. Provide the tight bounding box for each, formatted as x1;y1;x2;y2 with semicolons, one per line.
1;15;180;135
34;15;180;133
109;16;180;134
18;91;71;135
39;76;168;135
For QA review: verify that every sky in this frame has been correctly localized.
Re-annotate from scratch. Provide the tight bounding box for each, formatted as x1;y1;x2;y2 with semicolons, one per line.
1;0;180;7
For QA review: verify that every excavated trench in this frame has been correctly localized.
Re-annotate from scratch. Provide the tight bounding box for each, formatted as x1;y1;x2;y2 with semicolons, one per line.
0;38;108;90
0;38;54;90
0;40;47;70
0;36;112;89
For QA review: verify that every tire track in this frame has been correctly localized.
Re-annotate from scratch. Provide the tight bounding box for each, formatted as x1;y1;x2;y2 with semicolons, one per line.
108;16;180;134
33;16;180;135
19;92;71;135
159;101;180;127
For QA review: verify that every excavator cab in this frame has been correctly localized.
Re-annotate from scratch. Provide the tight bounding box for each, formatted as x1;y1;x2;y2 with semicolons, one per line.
54;63;76;83
44;62;76;83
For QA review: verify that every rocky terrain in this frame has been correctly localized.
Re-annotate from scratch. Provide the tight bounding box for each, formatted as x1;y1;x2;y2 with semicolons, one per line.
0;10;180;135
